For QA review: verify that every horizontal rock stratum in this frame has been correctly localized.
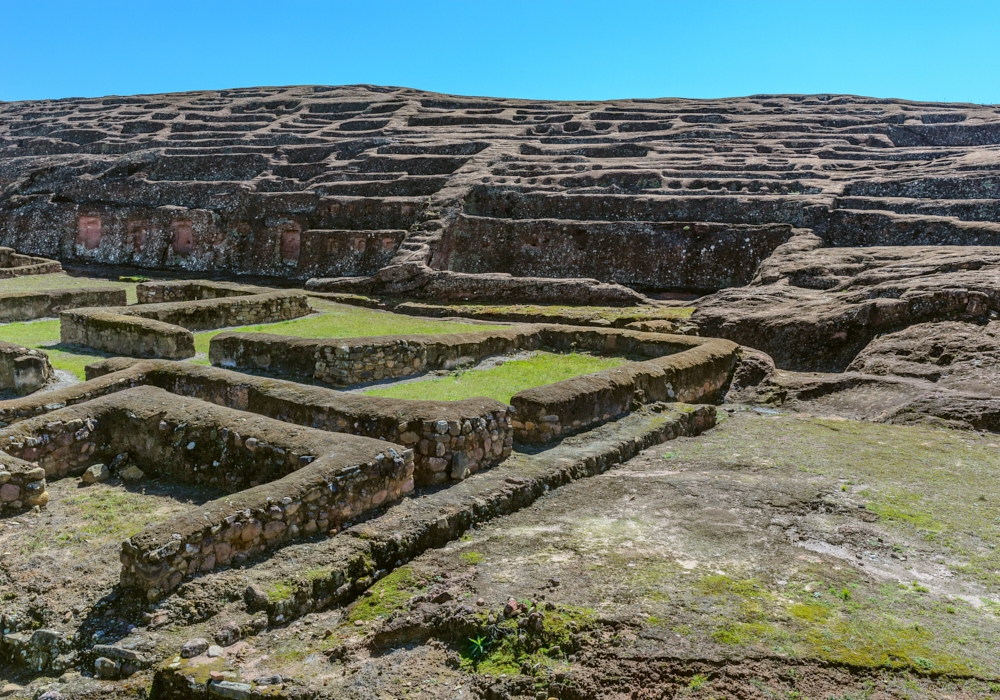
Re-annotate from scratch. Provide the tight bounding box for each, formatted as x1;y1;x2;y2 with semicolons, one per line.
3;85;1000;305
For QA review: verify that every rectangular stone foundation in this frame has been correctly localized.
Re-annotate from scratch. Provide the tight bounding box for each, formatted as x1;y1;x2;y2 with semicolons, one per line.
0;385;414;598
60;291;312;359
207;324;739;444
0;359;513;484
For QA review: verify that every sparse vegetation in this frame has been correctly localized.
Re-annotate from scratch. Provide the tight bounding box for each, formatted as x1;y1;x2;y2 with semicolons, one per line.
363;351;627;403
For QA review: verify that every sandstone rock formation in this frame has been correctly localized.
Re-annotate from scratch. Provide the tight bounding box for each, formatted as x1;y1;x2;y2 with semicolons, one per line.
3;86;1000;311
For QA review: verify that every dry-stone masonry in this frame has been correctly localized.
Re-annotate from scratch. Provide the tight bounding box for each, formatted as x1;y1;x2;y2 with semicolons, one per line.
0;286;126;323
0;340;52;395
60;290;312;359
0;385;414;598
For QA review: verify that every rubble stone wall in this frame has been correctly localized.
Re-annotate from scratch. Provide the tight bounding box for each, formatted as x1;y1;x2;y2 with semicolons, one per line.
0;385;414;598
135;280;275;304
0;287;126;323
60;291;312;359
0;340;53;395
60;309;195;359
0;451;47;514
0;359;513;484
209;326;539;386
0;247;62;278
510;337;739;443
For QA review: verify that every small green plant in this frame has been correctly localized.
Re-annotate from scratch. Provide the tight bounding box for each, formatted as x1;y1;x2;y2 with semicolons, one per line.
468;635;489;660
688;674;708;690
459;550;484;565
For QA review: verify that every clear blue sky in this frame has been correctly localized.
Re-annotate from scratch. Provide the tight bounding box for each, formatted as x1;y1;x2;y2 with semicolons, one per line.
2;0;998;104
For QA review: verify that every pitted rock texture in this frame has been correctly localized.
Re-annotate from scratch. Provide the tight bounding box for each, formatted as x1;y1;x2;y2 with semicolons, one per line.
848;320;1000;392
4;87;1000;305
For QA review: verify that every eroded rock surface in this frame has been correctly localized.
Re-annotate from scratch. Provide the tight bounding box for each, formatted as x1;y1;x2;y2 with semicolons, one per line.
4;87;1000;310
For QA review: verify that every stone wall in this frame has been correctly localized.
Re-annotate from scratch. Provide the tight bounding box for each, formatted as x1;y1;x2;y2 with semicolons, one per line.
0;340;53;395
0;385;414;598
60;291;312;359
0;247;62;278
135;280;275;304
125;290;311;332
510;337;739;443
0;359;513;484
209;326;538;386
208;324;740;444
60;310;195;359
0;287;126;323
0;451;47;514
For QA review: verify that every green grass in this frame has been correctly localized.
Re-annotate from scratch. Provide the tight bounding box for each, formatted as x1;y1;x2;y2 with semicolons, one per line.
0;297;508;378
192;300;508;355
362;351;628;404
0;318;109;379
0;272;139;303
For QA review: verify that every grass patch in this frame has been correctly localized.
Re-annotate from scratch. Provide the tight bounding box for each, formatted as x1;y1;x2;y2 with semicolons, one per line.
363;351;627;404
267;582;295;602
459;551;485;565
0;319;111;379
0;273;139;303
799;617;972;674
193;300;507;355
348;566;422;623
20;486;163;554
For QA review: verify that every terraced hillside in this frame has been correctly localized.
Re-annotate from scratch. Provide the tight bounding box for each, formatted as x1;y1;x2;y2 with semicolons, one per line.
2;87;999;303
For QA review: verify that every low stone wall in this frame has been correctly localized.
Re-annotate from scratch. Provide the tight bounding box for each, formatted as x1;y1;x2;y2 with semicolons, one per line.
0;341;53;395
510;337;739;443
135;280;275;304
0;359;513;484
0;247;62;278
60;310;195;359
173;403;719;632
210;326;539;386
208;324;739;444
0;287;126;323
60;291;312;359
0;451;48;514
126;290;311;332
0;385;413;598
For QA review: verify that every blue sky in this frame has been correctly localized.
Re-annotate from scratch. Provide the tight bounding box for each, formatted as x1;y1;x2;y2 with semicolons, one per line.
2;0;998;104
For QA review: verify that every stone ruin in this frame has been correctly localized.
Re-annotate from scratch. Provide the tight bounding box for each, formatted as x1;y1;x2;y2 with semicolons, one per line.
3;86;1000;698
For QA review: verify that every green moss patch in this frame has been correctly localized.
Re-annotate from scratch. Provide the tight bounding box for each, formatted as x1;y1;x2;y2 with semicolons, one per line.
348;566;423;623
460;604;595;677
363;351;627;404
